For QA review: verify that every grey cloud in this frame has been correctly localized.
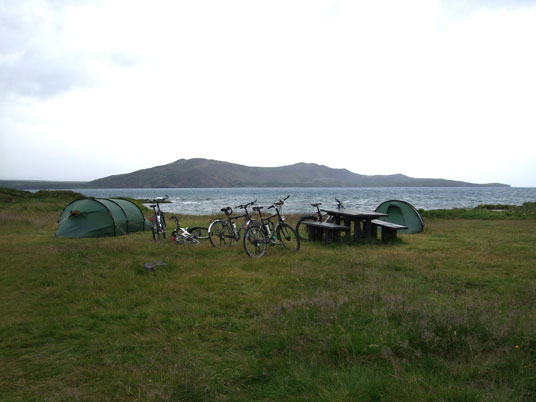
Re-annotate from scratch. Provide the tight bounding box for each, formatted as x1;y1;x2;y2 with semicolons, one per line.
107;50;142;69
435;0;536;31
0;3;35;53
1;46;92;99
439;0;536;16
0;1;141;100
0;2;86;99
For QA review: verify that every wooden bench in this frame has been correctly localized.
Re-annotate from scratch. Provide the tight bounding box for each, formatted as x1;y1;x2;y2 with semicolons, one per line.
301;221;351;244
371;219;408;243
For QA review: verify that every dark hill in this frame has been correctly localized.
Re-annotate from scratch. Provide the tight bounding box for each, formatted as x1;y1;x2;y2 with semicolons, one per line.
87;158;510;188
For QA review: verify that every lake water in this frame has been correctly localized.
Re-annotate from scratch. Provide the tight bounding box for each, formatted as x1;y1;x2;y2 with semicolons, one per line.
67;187;536;215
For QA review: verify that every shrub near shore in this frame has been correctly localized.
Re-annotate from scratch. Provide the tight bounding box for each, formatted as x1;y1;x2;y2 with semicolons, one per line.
0;188;535;401
421;202;536;220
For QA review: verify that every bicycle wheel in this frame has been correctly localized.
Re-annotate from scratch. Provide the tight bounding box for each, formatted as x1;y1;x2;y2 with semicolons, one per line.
209;220;234;248
151;223;160;241
295;215;318;241
188;226;209;240
277;222;300;251
243;224;267;258
181;236;200;245
237;220;259;239
175;236;187;245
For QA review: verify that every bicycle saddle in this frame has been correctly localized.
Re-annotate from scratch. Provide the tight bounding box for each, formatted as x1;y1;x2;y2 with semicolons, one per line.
311;203;322;207
221;207;233;215
253;206;264;211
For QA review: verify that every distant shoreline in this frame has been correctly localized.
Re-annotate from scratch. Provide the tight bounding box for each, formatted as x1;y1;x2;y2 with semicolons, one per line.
5;186;535;215
0;180;515;190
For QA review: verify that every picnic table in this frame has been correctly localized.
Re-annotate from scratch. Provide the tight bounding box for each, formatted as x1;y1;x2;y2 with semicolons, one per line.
321;208;388;243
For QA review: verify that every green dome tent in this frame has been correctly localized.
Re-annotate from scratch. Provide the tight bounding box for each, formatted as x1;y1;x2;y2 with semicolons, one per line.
375;200;424;234
56;198;147;238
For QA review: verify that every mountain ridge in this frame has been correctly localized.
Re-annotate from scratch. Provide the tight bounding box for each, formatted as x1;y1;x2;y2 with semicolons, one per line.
87;158;510;188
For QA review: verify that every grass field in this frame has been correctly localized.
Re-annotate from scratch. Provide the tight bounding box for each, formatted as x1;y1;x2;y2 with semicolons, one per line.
1;189;535;401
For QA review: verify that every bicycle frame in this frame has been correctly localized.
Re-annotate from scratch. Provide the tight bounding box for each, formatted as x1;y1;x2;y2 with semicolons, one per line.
252;196;289;244
208;200;257;246
261;212;280;244
149;196;168;240
226;213;252;241
310;203;324;221
306;198;345;222
243;195;299;257
171;220;199;244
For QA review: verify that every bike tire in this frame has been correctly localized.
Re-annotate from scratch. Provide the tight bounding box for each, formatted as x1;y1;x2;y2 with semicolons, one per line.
238;220;259;239
175;236;187;245
277;223;300;251
209;220;234;248
176;236;200;246
188;226;209;240
243;224;267;258
152;223;160;241
295;215;318;241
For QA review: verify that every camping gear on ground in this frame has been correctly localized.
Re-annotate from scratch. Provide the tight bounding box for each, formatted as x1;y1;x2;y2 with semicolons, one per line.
374;200;424;234
56;198;147;238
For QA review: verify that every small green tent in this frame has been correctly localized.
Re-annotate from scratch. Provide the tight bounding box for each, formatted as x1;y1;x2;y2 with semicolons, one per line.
375;200;424;234
56;198;147;238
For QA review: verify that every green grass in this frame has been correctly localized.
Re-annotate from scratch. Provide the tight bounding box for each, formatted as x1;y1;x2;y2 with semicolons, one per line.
1;189;535;401
421;202;536;220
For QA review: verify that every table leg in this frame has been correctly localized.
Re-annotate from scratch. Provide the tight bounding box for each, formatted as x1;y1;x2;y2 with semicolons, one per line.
371;222;378;239
344;217;351;239
363;219;373;243
307;225;315;241
353;219;363;242
325;229;333;244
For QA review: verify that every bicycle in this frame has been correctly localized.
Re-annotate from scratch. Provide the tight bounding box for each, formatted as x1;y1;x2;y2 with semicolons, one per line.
208;200;257;248
243;195;300;258
295;198;344;241
149;196;169;241
169;216;208;245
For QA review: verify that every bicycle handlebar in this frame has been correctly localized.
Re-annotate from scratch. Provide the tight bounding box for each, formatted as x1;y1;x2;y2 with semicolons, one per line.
236;199;257;209
273;195;290;207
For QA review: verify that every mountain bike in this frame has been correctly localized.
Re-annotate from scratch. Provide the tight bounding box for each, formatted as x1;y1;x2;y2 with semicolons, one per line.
295;198;344;241
170;216;208;245
208;200;257;248
243;195;300;258
149;196;169;241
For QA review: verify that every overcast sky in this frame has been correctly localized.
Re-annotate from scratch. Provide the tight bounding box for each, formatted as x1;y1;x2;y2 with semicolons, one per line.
1;0;535;186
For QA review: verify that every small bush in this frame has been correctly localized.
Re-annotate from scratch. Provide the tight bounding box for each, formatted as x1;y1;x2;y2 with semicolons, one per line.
422;202;536;220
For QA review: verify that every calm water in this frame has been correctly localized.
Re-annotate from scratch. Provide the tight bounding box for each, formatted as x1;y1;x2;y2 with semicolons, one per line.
67;187;536;215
